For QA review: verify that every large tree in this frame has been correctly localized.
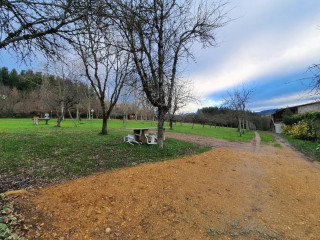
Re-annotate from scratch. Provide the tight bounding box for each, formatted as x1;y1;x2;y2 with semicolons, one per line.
307;64;320;96
111;0;228;148
0;0;85;58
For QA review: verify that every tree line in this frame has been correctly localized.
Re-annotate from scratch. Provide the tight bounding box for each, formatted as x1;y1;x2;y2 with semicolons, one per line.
0;66;161;123
177;107;271;132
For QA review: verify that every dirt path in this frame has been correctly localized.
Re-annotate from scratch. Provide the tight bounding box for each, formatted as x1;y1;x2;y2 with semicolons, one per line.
165;131;263;153
19;132;320;239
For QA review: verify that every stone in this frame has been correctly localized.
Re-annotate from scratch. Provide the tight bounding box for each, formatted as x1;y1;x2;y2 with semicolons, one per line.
230;231;239;237
105;228;111;234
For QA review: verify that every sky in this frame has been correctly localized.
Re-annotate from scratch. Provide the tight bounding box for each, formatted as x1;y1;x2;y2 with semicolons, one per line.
1;0;320;113
185;0;320;112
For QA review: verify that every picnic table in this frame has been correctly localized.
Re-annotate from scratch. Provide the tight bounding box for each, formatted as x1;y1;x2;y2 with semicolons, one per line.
124;127;165;145
32;113;50;125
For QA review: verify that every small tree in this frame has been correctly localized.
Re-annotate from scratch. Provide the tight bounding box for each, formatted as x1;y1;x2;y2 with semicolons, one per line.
224;85;253;136
168;80;198;130
72;7;131;134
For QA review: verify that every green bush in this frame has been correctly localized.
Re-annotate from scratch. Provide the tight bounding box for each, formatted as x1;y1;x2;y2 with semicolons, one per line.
288;120;316;140
282;124;292;133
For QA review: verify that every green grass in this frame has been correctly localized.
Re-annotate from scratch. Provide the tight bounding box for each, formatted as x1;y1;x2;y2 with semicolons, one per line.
0;118;254;191
282;134;320;161
258;131;276;143
0;119;212;190
273;143;281;148
167;122;254;141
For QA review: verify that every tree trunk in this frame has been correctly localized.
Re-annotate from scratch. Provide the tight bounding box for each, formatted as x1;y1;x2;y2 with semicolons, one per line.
101;108;108;135
76;104;79;121
238;118;242;137
157;108;166;149
68;110;77;127
123;113;126;126
242;118;245;133
56;115;64;127
169;118;173;130
61;105;64;120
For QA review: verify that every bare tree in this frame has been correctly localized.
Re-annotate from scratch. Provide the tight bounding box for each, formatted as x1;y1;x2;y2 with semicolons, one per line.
0;0;86;59
168;79;198;130
40;67;80;127
72;8;131;134
111;0;228;148
307;64;320;96
224;85;253;136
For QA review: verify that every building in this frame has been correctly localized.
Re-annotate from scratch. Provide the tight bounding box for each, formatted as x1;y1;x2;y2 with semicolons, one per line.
272;101;320;123
271;101;320;133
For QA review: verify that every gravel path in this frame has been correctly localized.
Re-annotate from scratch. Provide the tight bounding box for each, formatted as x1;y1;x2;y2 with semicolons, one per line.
18;131;320;240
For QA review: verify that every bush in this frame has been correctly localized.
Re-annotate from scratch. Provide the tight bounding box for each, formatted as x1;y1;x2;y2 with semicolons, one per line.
287;120;316;141
282;124;292;133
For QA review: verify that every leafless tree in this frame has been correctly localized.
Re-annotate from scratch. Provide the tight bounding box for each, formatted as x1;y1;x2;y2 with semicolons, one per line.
72;8;131;135
118;87;131;126
224;85;253;136
40;66;80;127
307;64;320;96
110;0;228;148
0;0;86;59
168;79;198;130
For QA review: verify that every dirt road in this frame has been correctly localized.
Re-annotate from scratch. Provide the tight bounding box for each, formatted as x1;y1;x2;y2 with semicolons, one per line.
20;132;320;239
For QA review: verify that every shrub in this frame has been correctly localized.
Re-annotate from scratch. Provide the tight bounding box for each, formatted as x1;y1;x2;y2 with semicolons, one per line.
282;124;292;133
288;120;316;140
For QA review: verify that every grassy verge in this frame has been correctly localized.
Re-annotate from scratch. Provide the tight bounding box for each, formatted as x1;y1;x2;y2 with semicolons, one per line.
0;119;210;193
167;122;254;141
282;134;320;161
258;131;281;148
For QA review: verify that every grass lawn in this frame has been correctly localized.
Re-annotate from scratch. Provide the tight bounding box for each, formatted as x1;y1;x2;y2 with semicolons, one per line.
0;118;253;192
167;122;255;141
0;118;212;192
282;134;320;161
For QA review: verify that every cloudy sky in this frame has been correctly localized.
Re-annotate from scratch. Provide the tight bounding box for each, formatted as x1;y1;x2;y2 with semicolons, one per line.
185;0;320;112
1;0;320;113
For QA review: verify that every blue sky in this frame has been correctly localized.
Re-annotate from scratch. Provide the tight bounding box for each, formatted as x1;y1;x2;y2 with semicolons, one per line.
185;0;320;112
1;0;320;113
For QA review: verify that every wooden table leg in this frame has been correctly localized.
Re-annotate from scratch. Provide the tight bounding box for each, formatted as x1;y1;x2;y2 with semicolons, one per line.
133;130;140;142
140;130;149;144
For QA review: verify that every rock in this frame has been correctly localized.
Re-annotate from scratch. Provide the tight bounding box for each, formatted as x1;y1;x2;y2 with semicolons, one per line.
230;231;239;237
105;227;111;234
4;189;28;196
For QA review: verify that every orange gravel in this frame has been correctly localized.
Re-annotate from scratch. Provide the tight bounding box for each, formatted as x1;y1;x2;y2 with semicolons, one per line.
20;133;320;240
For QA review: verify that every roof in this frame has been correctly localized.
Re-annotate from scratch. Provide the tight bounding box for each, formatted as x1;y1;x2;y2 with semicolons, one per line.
273;100;320;116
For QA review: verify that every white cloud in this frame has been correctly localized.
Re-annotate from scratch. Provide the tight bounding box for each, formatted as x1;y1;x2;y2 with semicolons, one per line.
180;99;224;113
249;90;319;112
189;1;320;101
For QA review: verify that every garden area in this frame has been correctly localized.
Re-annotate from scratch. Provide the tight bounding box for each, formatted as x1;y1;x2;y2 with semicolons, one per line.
280;110;320;161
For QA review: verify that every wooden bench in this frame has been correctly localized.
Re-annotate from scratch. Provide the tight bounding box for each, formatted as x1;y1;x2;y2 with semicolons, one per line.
32;113;50;125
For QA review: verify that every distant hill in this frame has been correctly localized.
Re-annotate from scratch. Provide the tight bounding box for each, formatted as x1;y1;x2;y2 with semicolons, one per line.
257;109;280;115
